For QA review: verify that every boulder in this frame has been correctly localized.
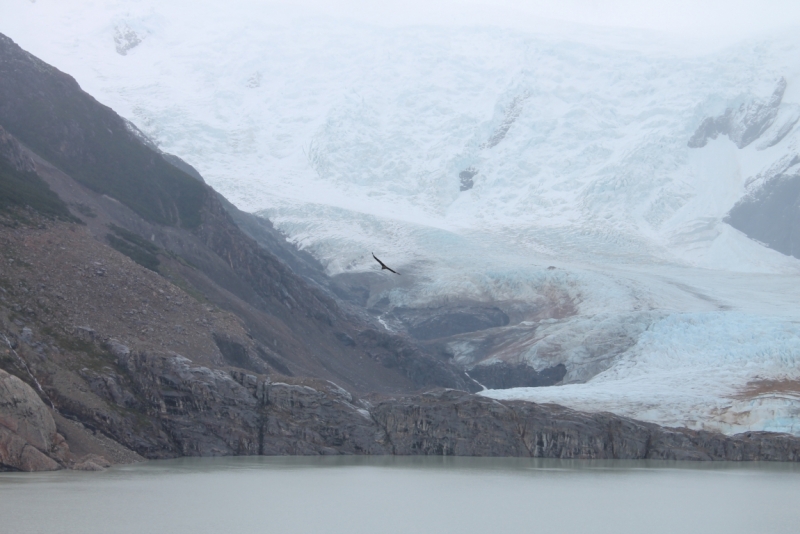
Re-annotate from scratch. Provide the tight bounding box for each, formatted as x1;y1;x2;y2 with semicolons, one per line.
0;369;62;471
0;426;59;471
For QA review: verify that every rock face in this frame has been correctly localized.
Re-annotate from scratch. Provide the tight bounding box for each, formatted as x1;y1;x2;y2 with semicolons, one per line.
117;350;260;457
57;339;385;456
483;92;529;149
113;25;142;56
459;168;477;191
726;169;800;259
0;369;62;471
259;381;387;455
0;125;35;173
725;152;800;260
371;390;800;461
6;307;800;462
468;362;567;390
37;343;800;461
688;78;787;149
392;306;510;341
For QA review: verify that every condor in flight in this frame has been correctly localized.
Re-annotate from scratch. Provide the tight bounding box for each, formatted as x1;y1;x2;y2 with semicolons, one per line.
372;253;400;275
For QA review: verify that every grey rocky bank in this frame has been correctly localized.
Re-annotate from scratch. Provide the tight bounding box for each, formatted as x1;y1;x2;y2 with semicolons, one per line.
70;339;800;460
5;337;800;468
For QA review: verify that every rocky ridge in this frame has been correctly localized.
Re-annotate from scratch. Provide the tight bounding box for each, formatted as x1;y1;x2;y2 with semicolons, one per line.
688;77;789;149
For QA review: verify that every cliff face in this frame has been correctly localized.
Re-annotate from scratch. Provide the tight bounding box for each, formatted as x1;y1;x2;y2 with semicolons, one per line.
372;390;800;461
1;33;800;470
10;328;800;467
726;166;800;260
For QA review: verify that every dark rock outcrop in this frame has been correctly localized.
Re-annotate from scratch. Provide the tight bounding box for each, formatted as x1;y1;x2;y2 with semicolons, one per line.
113;25;142;56
483;93;529;149
468;362;566;389
392;306;510;341
213;333;261;372
162;153;205;183
726;169;800;259
260;381;386;455
0;125;35;173
459;168;477;191
216;194;328;289
356;329;478;392
6;312;800;462
689;78;787;149
371;389;800;461
0;125;75;220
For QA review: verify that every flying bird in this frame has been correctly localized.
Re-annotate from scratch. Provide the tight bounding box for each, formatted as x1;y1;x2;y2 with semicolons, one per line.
372;253;400;275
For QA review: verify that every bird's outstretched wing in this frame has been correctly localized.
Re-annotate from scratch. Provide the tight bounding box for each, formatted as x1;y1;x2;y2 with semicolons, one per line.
372;253;400;275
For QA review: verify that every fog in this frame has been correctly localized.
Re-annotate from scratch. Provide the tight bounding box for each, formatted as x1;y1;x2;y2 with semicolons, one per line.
6;0;800;45
268;0;800;38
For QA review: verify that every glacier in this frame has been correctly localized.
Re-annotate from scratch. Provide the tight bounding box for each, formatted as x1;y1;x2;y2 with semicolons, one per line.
4;0;800;435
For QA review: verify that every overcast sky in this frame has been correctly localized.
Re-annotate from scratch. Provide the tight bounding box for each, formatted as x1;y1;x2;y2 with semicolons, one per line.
261;0;800;40
4;1;800;47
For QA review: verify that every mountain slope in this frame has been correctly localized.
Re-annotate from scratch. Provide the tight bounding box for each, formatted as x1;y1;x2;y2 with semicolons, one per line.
0;32;477;400
3;4;800;436
0;35;206;228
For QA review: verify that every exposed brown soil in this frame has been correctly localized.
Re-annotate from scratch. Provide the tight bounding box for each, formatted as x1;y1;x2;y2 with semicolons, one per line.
734;379;800;399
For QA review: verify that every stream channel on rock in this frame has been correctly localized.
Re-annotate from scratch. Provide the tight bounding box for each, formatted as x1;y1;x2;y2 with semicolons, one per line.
1;457;799;534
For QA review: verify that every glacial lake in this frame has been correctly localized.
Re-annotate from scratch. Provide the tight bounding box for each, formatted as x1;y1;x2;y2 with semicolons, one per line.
2;457;800;534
